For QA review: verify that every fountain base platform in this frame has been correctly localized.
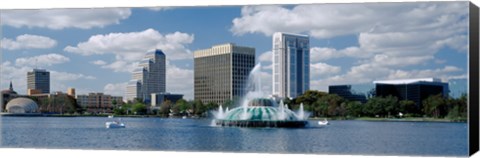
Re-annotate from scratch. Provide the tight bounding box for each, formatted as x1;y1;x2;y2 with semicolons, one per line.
215;120;308;128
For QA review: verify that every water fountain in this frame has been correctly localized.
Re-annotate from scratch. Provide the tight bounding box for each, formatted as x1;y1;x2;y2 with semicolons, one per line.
213;64;310;128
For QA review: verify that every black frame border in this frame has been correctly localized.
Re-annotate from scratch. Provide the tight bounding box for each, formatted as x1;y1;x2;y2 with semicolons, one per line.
469;2;479;156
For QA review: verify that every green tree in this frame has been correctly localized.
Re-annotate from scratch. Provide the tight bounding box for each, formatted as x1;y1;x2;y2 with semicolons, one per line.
192;100;206;116
422;94;447;118
134;98;144;104
446;94;467;120
310;93;344;117
113;103;131;115
363;96;387;117
295;90;329;106
132;102;147;115
399;100;418;116
159;100;172;116
383;95;399;117
201;102;218;117
65;95;81;114
171;99;191;116
345;101;363;117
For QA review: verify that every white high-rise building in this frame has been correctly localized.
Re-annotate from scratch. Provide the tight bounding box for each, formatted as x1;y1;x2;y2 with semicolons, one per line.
272;32;310;99
126;49;166;102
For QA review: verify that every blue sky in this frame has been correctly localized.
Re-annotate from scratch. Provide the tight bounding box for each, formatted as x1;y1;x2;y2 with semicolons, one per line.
1;2;469;100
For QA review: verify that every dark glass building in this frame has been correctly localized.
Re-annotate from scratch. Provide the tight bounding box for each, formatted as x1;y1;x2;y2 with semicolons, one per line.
151;93;184;106
27;69;50;94
374;78;449;107
328;85;372;103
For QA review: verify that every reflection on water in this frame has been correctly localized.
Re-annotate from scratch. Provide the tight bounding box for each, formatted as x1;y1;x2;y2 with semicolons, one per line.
0;117;468;156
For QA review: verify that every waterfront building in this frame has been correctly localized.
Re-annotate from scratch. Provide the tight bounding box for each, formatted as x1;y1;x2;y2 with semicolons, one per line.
30;91;76;114
76;93;123;114
374;78;449;107
272;32;310;99
1;81;18;112
5;97;38;114
27;69;50;94
126;49;166;102
194;43;255;105
329;85;373;103
151;92;184;106
67;88;75;97
27;89;42;95
126;80;142;102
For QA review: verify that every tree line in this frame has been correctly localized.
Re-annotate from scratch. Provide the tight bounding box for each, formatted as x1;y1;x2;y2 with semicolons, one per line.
111;90;467;121
112;98;232;117
286;90;467;120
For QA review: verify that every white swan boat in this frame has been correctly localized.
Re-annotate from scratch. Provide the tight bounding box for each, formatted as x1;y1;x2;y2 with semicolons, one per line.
106;119;125;128
318;119;329;126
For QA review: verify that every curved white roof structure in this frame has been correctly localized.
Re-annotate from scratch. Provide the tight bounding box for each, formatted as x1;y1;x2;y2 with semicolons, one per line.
6;98;39;113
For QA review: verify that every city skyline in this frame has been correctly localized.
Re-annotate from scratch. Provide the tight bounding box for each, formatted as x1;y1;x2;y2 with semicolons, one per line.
1;2;469;100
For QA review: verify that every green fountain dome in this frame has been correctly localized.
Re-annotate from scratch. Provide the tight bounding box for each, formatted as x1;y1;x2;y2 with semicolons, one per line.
213;63;309;128
222;106;299;121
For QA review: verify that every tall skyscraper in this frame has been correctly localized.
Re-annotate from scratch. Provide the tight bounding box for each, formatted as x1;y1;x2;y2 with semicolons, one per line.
272;32;310;99
194;43;255;105
126;49;166;102
27;69;50;94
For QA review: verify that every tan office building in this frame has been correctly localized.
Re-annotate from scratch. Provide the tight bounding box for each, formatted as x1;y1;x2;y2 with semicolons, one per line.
76;93;123;113
194;43;255;105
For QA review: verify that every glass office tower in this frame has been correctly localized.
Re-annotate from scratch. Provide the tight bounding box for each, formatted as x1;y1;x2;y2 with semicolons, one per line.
272;32;310;99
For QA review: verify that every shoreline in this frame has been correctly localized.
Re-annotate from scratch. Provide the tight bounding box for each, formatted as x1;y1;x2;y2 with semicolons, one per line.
0;113;466;123
310;117;466;123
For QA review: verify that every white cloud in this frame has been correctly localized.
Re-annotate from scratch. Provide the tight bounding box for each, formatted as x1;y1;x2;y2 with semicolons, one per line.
1;61;30;93
15;53;70;67
166;64;194;100
104;82;128;97
310;63;341;78
91;60;107;66
1;8;131;30
365;54;434;67
1;61;96;94
387;66;463;81
147;7;175;11
1;34;57;50
64;28;194;72
100;61;139;73
232;2;468;70
231;3;468;39
50;71;96;81
259;51;272;62
310;47;368;62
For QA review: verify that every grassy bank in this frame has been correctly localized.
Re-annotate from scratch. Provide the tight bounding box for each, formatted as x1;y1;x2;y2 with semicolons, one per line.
6;113;467;123
46;114;154;118
310;116;466;122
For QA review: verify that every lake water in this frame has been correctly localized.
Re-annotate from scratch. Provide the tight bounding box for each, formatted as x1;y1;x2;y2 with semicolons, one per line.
0;117;468;156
